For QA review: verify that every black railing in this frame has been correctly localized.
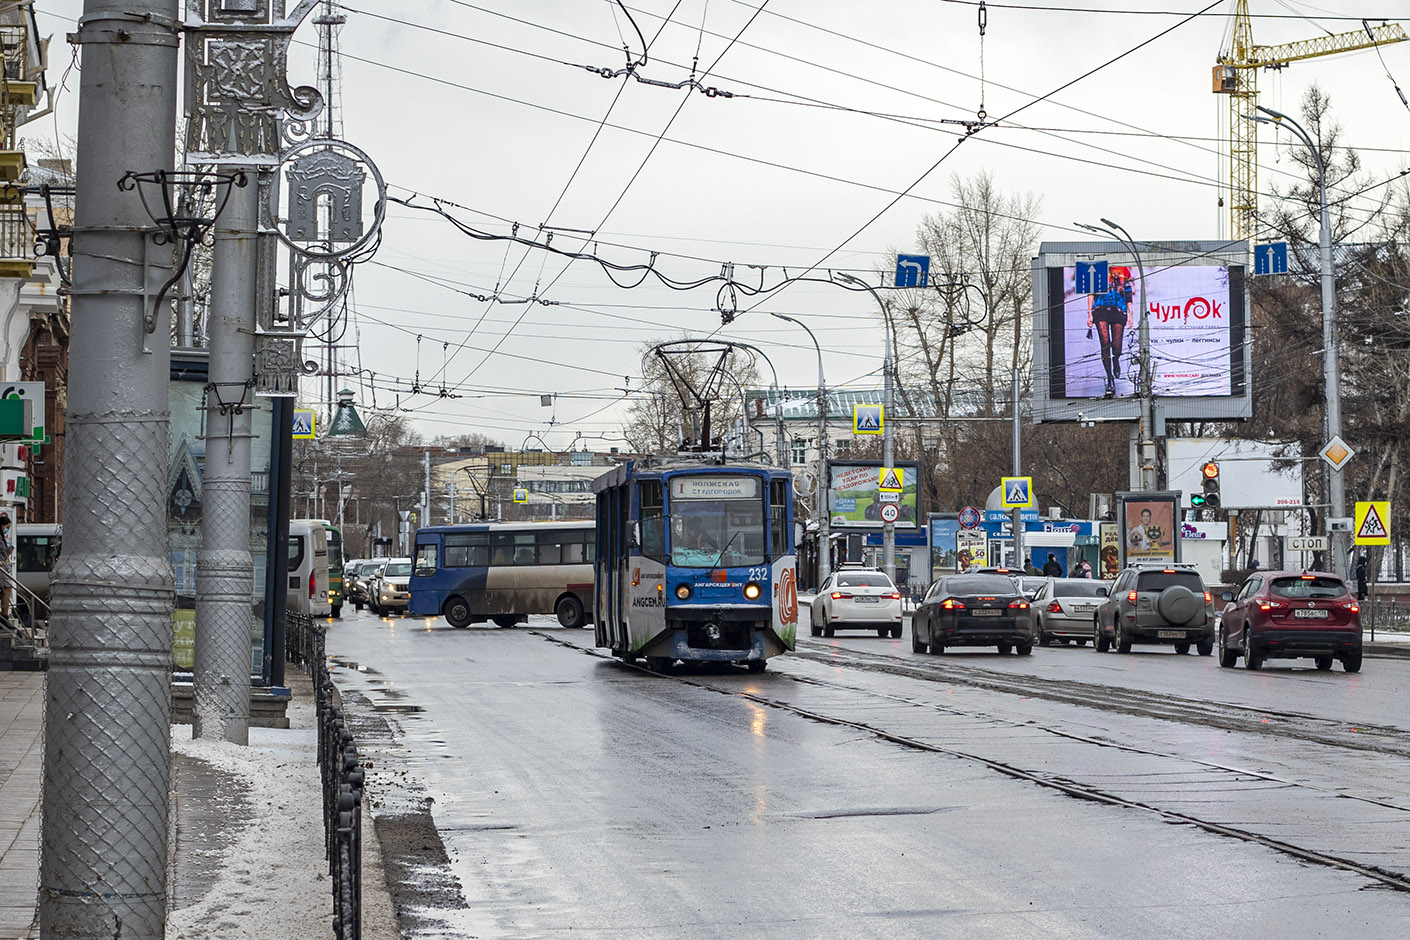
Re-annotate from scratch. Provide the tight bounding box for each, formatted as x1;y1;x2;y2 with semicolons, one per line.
1366;595;1410;637
288;613;364;940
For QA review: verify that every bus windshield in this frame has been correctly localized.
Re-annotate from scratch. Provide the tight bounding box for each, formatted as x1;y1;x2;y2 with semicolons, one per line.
668;476;766;568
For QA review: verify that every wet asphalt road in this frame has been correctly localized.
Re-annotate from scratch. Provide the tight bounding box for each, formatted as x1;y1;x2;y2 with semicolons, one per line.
328;606;1410;939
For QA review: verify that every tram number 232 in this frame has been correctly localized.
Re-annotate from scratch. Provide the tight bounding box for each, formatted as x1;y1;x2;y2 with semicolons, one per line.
746;567;770;582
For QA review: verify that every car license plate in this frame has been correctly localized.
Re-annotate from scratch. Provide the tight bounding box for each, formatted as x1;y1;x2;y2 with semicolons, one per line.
1293;608;1329;619
1158;630;1185;638
972;608;1002;617
1072;604;1096;613
853;596;879;604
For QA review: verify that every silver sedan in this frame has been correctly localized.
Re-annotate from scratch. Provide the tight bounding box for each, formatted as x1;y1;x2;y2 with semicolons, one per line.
1032;577;1110;646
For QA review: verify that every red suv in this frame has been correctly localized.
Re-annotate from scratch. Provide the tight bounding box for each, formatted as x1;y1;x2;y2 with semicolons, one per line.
1217;570;1362;673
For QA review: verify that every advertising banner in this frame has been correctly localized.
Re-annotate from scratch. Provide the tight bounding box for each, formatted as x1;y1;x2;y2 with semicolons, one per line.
1118;491;1180;566
1099;522;1121;579
956;528;987;570
827;461;920;529
1062;265;1232;399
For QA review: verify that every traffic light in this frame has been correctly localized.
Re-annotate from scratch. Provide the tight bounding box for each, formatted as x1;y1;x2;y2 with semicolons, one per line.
1191;461;1221;509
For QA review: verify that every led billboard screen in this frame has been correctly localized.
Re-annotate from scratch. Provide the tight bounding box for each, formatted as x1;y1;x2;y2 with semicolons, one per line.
1030;241;1251;424
1059;265;1234;398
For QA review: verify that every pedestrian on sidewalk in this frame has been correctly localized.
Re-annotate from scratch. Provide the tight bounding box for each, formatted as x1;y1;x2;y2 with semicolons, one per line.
0;512;12;620
1078;559;1094;579
1042;553;1063;577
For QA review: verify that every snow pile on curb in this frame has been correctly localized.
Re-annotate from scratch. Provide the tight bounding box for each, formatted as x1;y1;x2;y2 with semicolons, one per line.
166;696;331;939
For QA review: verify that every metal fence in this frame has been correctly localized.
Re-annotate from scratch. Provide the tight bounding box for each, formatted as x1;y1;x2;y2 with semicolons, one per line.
1366;595;1410;637
287;613;364;940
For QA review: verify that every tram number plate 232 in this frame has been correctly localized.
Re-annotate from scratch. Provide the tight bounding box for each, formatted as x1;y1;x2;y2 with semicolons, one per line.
746;567;770;582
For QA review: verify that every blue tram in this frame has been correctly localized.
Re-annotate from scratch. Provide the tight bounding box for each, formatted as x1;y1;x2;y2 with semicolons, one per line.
592;460;798;673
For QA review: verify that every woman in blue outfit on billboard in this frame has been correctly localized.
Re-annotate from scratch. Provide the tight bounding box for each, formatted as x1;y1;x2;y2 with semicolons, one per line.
1087;266;1136;398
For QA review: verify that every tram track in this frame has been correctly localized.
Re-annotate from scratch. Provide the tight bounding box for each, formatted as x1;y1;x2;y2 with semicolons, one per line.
791;639;1410;758
538;630;1410;894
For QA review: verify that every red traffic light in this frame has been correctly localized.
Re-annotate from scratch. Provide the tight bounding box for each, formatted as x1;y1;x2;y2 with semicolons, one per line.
1201;461;1220;479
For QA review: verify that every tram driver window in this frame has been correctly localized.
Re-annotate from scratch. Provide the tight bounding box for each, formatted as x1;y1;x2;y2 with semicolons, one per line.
639;480;665;561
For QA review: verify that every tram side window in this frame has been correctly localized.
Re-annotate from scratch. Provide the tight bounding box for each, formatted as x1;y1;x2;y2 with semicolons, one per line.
770;479;788;557
638;480;665;561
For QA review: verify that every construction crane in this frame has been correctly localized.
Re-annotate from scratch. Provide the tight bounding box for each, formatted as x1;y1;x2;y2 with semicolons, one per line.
1213;0;1406;244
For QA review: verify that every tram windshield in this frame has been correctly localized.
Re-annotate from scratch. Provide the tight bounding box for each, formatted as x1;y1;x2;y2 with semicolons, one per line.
668;474;766;568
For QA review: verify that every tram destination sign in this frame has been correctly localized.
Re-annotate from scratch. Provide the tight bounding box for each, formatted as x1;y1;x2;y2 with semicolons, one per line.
671;476;760;499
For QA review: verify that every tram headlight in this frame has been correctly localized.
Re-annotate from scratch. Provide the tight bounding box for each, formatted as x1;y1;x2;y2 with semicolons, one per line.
743;581;762;600
675;584;692;600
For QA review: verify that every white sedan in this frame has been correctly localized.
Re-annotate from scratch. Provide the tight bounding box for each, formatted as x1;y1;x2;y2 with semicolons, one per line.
809;569;903;638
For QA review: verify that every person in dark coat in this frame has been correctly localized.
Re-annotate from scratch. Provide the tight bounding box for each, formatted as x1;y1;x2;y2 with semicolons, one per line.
1042;553;1063;577
1354;555;1369;601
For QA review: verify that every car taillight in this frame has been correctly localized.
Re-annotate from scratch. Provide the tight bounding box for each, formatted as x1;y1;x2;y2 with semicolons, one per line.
831;591;851;600
942;598;965;610
1258;602;1271;611
889;592;902;599
1127;590;1137;603
1345;602;1360;613
309;571;316;600
1048;601;1062;613
1204;591;1212;604
1009;600;1028;610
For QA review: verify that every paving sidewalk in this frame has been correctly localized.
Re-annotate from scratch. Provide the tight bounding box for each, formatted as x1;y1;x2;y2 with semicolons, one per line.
0;671;399;940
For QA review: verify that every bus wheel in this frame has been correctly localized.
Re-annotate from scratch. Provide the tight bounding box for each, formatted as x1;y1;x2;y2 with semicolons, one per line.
443;597;473;629
746;660;767;674
556;595;586;628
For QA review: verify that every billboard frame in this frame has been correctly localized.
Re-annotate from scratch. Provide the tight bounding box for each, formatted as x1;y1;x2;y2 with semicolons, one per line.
1030;240;1252;424
826;460;922;530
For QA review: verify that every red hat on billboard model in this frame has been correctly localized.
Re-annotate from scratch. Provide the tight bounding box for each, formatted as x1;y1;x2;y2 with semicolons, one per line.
1109;265;1132;281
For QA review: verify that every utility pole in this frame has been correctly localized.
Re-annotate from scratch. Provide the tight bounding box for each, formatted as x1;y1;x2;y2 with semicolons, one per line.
193;170;257;744
41;1;180;935
1011;367;1025;570
835;272;897;583
1251;105;1347;576
770;312;830;584
421;448;431;535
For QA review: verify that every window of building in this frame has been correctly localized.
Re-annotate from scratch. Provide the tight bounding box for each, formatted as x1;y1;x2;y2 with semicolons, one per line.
791;438;807;465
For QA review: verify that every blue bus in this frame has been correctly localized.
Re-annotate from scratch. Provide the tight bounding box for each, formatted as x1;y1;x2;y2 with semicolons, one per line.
593;460;798;673
409;521;595;628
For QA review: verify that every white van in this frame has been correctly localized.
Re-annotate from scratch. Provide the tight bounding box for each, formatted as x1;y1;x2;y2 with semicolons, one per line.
288;520;332;618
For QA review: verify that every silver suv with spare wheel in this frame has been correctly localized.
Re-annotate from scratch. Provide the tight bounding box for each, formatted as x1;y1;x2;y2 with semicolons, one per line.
1093;564;1215;656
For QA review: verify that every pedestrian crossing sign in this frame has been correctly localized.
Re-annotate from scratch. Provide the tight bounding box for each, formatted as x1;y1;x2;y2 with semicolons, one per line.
1001;476;1034;509
878;467;904;492
513;487;529;504
1354;501;1391;546
853;404;883;435
292;409;316;439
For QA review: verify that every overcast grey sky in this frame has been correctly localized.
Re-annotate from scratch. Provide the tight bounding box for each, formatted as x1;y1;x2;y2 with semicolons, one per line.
32;0;1410;449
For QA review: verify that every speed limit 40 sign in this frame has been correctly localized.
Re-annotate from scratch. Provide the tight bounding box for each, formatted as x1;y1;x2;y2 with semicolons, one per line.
880;503;900;524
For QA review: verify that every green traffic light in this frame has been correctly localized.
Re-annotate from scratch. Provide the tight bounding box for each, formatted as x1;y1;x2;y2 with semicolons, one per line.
1191;495;1207;507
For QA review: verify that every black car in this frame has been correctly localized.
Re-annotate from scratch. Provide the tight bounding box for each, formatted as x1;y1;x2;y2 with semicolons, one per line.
912;573;1037;655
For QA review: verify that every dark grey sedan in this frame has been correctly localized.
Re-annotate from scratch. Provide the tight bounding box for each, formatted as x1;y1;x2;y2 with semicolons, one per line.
912;574;1036;656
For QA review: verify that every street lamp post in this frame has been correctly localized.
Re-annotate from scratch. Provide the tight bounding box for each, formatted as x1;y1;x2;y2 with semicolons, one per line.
1250;104;1346;576
1076;219;1156;491
834;272;896;583
771;312;831;584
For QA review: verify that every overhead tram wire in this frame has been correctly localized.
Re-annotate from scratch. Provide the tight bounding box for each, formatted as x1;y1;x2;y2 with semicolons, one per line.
322;27;1398;265
413;1;690;396
419;1;773;394
724;0;1225;324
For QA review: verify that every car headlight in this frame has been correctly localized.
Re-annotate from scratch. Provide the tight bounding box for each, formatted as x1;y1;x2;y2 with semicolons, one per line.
743;582;762;600
675;584;692;600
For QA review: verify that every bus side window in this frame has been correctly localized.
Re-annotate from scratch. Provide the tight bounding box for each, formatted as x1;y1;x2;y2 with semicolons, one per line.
638;480;665;561
414;543;438;578
490;532;514;566
536;531;562;565
563;538;585;564
770;479;788;557
583;533;595;563
444;535;470;568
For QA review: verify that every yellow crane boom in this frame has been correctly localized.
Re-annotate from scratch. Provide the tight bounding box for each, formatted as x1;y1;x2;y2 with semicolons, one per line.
1213;0;1407;244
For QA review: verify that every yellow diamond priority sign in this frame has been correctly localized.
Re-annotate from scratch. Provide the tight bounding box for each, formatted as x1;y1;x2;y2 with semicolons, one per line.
1320;435;1355;471
1354;501;1391;546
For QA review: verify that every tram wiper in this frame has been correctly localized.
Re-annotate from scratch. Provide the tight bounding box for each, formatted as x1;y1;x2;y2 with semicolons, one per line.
711;531;739;572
